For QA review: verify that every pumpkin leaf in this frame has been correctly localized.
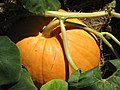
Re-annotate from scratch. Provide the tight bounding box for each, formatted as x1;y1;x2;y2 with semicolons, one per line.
7;68;37;90
0;36;21;86
109;0;116;10
22;0;61;14
109;59;120;69
40;79;68;90
68;67;102;89
68;60;120;90
0;36;37;90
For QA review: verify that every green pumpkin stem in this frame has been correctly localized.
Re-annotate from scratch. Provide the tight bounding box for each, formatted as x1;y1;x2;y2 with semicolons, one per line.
42;19;59;38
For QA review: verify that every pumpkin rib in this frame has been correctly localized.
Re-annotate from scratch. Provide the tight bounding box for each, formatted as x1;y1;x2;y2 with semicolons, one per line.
42;38;53;83
65;30;100;71
49;39;59;70
17;35;45;83
72;40;99;67
42;37;47;83
55;33;70;81
31;35;46;83
43;37;68;82
73;43;98;71
69;42;94;68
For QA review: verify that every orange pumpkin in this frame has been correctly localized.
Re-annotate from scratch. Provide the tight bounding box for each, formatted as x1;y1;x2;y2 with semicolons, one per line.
16;16;100;84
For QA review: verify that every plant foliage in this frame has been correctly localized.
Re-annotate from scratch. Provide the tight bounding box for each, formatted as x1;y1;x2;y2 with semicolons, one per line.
22;0;61;14
68;59;120;90
0;36;37;90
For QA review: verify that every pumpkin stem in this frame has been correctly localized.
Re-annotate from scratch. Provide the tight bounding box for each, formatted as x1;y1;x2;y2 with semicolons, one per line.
59;18;78;70
42;19;59;38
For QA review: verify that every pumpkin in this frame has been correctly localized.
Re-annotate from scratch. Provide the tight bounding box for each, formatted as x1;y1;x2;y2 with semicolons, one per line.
16;15;100;84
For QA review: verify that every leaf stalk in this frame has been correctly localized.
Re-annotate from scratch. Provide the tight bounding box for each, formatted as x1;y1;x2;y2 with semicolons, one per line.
59;19;78;70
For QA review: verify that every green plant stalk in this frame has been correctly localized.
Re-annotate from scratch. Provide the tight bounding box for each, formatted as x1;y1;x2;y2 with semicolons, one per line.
101;32;120;47
43;10;120;19
111;11;120;18
83;27;120;58
42;19;78;70
44;11;108;19
42;18;120;58
42;19;59;38
64;22;120;58
59;19;78;70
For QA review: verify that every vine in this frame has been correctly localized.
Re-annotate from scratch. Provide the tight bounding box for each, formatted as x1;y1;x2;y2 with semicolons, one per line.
42;10;120;70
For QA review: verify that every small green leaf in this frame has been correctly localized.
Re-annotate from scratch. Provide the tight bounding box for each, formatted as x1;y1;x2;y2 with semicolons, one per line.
109;0;116;10
40;79;68;90
8;68;37;90
22;0;61;14
0;36;21;85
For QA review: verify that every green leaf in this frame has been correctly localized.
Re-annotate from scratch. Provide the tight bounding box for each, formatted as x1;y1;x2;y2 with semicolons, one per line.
109;59;120;69
109;0;116;10
68;60;120;90
68;67;102;89
0;36;21;85
22;0;61;14
8;68;37;90
40;79;68;90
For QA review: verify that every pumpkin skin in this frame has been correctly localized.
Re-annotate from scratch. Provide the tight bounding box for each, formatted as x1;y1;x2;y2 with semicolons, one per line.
16;18;100;84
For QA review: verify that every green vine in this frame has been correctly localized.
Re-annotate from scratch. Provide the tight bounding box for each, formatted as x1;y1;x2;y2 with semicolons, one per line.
42;10;120;70
83;27;120;58
59;18;78;70
42;18;79;70
43;10;120;19
101;32;120;47
42;19;120;58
